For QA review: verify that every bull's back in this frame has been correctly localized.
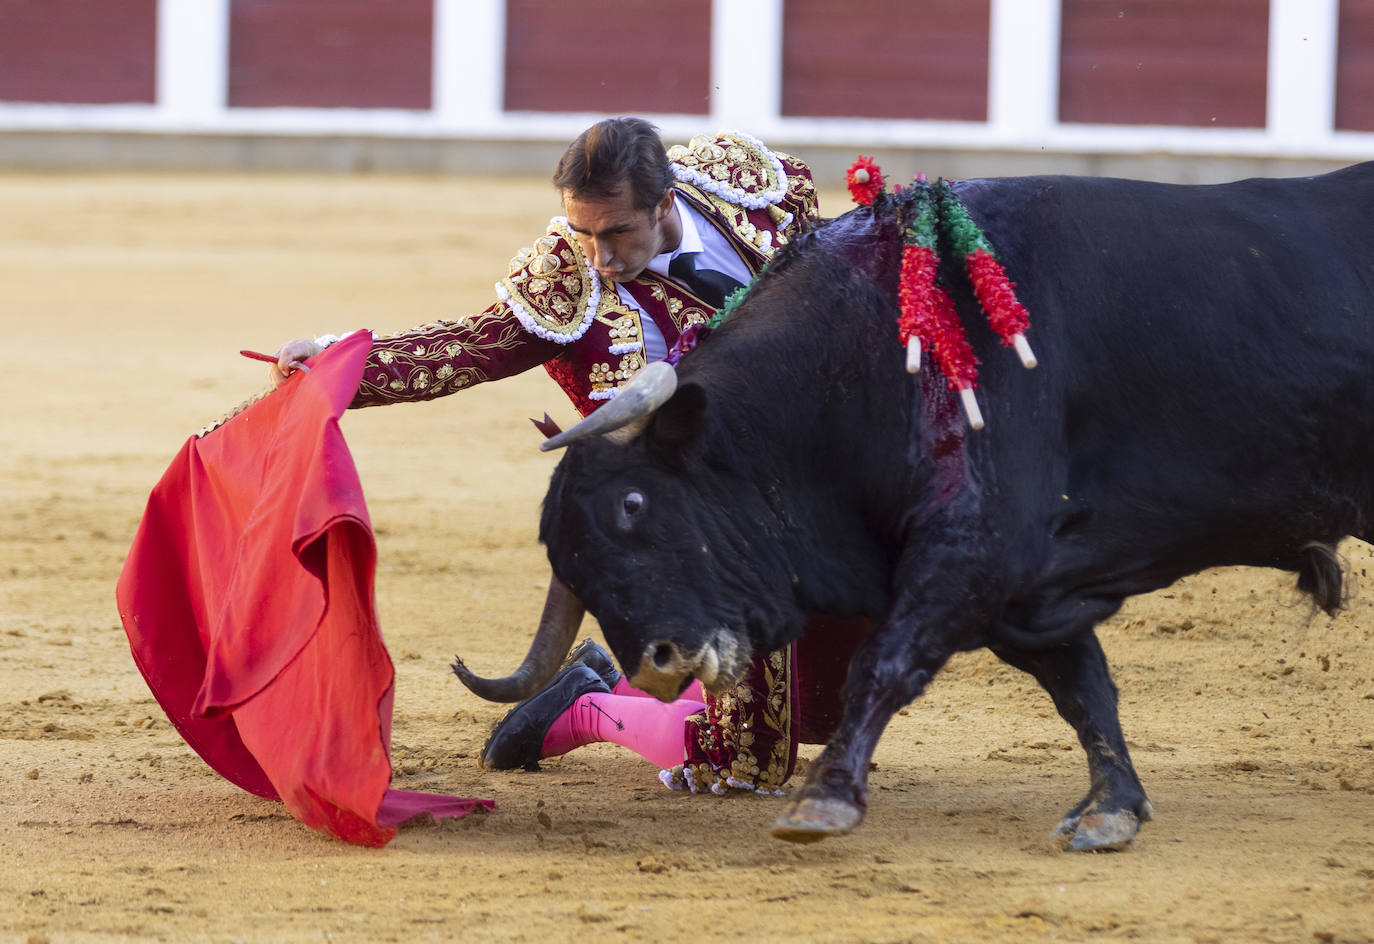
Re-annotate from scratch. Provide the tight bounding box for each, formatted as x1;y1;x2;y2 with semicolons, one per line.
953;165;1374;578
961;165;1373;447
966;165;1372;345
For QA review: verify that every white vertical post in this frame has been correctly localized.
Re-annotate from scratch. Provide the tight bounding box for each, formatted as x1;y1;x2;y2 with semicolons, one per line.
987;0;1061;141
1267;0;1338;149
434;0;505;130
157;0;229;125
709;0;784;131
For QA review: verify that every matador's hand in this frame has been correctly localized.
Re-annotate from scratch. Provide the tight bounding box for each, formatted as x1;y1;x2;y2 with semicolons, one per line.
269;338;323;388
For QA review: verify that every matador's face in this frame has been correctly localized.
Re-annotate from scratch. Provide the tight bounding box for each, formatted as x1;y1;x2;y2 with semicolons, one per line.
563;183;677;284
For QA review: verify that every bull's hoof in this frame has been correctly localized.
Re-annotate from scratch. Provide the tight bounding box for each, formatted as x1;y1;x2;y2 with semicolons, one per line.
771;796;863;844
1049;803;1150;852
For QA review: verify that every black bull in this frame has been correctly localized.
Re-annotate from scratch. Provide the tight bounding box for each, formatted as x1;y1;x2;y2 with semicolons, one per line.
502;164;1374;848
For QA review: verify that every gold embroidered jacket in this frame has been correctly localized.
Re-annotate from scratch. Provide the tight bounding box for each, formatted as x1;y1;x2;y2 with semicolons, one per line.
350;132;819;416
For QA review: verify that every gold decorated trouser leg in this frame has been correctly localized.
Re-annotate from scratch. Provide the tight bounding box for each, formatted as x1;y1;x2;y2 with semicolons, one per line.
662;645;797;795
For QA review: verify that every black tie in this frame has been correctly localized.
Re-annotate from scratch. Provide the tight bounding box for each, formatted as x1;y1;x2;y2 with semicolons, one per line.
668;251;743;309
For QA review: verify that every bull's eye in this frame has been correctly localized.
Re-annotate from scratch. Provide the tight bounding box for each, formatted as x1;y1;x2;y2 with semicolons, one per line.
617;489;646;530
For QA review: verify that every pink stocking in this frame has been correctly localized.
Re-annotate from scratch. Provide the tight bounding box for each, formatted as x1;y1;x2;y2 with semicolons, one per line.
540;692;706;770
611;676;705;702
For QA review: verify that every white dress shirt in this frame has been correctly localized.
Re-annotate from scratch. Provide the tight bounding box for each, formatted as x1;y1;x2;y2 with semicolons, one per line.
615;196;753;362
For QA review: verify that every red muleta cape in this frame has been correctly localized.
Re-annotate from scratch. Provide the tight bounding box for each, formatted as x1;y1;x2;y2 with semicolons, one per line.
115;332;493;846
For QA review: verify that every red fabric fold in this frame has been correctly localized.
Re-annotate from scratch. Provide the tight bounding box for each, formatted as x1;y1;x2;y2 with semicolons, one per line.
116;332;493;846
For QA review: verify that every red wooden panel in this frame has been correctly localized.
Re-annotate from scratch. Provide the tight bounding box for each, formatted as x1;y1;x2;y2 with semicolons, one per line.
0;0;156;104
781;0;990;121
1059;0;1269;128
228;0;433;109
504;0;710;114
1336;0;1374;131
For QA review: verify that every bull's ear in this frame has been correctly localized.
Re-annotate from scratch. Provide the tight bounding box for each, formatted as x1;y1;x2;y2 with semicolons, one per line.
647;381;707;454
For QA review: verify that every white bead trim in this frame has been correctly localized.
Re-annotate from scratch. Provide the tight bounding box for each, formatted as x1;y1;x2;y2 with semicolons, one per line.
671;130;789;211
313;328;376;349
657;767;783;797
499;216;601;346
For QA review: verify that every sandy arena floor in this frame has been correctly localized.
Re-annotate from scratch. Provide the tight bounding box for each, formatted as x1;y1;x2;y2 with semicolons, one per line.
1;172;1372;943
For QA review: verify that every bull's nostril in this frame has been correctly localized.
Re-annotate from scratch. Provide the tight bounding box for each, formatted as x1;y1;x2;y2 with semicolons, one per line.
651;642;676;669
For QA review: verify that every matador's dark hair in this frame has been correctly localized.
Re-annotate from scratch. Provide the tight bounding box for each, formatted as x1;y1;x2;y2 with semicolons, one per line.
553;117;674;212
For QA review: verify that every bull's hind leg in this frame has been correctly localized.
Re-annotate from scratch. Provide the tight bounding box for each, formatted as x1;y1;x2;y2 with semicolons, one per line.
989;632;1154;851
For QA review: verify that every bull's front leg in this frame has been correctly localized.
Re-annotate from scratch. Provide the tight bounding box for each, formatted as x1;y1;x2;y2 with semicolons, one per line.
771;546;985;843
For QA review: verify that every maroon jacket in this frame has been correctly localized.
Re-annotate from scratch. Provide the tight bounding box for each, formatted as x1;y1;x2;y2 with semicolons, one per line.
348;132;819;417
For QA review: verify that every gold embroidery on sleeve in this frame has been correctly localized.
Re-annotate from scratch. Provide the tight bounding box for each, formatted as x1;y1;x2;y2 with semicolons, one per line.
358;304;533;402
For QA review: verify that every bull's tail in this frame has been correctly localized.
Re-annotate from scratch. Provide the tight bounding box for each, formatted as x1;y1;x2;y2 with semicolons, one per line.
1296;540;1346;616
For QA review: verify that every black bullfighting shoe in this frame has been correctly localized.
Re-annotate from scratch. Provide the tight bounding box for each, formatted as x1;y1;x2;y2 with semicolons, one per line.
563;638;622;690
479;663;610;771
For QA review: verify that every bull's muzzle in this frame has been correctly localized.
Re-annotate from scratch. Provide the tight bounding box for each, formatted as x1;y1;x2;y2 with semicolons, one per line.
627;632;745;701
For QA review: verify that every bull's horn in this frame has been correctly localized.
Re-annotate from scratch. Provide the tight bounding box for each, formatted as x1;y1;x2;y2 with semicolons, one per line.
451;574;585;702
539;361;677;452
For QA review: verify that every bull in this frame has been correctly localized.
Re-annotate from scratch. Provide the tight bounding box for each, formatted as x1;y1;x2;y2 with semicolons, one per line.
455;162;1374;849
